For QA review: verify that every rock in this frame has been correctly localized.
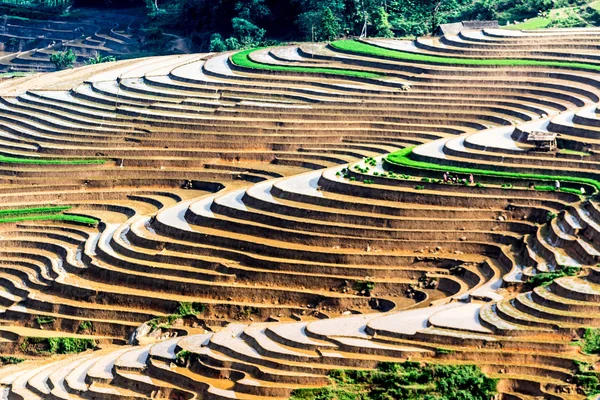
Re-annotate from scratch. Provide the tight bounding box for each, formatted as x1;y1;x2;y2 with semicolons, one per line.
460;236;467;241
148;328;162;340
129;322;152;345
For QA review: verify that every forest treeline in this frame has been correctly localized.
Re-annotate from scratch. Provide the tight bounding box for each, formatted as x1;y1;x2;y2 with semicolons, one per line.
0;0;595;52
142;0;593;51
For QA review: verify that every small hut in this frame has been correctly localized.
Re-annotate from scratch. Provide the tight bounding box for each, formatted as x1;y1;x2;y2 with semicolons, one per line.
526;131;557;152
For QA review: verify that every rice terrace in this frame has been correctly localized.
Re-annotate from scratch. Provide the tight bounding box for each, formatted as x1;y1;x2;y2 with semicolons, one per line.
3;0;600;399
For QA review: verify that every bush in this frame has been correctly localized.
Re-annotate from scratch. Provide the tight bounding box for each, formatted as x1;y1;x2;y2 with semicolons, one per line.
21;337;96;355
50;48;76;71
353;280;375;295
85;52;116;65
414;185;425;190
35;316;55;326
580;328;600;355
209;33;227;52
526;266;579;288
290;361;497;400
78;321;93;332
0;356;24;365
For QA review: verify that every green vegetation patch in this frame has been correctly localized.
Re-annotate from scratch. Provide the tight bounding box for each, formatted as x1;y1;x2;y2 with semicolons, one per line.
148;301;207;331
20;337;96;355
35;316;56;325
386;146;600;192
331;40;600;73
0;355;24;365
534;186;583;195
78;321;93;333
0;205;70;217
231;48;382;79
505;16;552;30
578;328;600;355
290;361;497;400
559;148;591;156
573;360;600;397
526;266;579;288
0;205;98;226
0;155;105;165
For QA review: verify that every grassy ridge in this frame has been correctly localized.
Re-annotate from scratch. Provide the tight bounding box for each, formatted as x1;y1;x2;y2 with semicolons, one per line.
0;155;105;165
387;146;600;191
0;214;98;225
230;48;383;79
331;40;600;73
0;205;98;225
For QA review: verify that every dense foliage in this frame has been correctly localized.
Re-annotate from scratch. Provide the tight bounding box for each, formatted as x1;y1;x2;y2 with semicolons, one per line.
3;0;597;52
526;266;580;288
290;361;498;400
20;337;96;354
49;48;76;70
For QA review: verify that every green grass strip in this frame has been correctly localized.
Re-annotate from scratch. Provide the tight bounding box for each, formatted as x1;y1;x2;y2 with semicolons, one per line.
0;214;98;225
231;48;383;79
387;146;600;191
0;206;71;217
0;155;105;165
331;40;600;73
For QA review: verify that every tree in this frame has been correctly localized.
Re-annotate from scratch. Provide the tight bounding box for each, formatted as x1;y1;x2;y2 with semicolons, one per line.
235;0;271;23
49;48;76;71
209;33;228;52
225;36;241;50
231;17;266;47
372;6;394;37
320;7;340;41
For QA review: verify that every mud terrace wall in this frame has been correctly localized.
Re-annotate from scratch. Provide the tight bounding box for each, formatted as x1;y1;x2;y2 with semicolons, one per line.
2;27;600;400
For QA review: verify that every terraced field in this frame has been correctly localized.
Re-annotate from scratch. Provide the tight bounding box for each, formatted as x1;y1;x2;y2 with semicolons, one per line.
2;26;600;399
0;9;140;74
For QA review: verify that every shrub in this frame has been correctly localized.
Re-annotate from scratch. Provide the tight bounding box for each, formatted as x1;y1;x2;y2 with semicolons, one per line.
21;337;96;355
78;321;93;332
0;356;24;365
353;280;375;295
580;328;600;355
50;48;76;71
35;316;55;326
85;52;116;65
546;211;558;222
526;266;579;288
176;302;205;317
414;185;425;190
573;361;600;396
290;361;497;400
